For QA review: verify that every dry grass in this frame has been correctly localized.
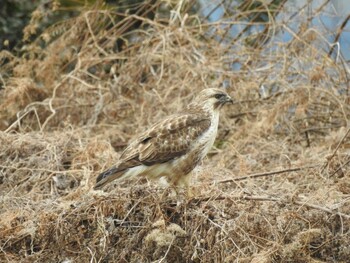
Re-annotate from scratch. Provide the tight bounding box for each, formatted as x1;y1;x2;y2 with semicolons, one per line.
0;1;349;262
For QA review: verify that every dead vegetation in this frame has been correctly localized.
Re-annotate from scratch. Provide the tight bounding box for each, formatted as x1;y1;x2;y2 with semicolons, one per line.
0;1;349;262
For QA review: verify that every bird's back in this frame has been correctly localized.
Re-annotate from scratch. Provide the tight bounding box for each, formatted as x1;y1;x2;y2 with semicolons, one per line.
94;110;211;189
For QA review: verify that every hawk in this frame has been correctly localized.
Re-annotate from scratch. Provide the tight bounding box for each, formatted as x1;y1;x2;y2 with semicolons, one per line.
94;88;232;190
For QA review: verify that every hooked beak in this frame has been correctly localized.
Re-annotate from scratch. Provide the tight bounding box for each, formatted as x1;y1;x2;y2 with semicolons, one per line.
220;95;233;105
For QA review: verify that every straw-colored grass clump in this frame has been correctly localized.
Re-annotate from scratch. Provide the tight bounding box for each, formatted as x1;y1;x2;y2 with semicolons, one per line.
0;1;349;262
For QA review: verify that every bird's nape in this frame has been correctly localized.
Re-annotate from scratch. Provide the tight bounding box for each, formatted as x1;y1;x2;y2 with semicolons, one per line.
190;88;233;111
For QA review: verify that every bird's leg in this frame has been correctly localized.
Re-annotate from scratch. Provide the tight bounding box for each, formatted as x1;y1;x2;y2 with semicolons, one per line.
159;185;185;207
172;186;185;206
172;172;193;204
186;187;193;199
181;172;193;198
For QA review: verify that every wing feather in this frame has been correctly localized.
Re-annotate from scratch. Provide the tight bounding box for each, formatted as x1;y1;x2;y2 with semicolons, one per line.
119;112;211;168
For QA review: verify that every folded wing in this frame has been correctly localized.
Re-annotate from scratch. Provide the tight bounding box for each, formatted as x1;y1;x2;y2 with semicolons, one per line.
94;112;210;189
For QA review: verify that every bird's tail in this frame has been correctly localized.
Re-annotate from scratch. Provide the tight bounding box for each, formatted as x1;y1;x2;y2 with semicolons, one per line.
94;166;124;190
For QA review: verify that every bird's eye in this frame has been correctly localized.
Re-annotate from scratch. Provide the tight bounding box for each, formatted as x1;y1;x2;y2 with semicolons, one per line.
214;94;224;100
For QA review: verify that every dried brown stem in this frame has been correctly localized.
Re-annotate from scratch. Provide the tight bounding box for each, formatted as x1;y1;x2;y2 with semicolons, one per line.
217;165;320;183
191;194;350;219
321;125;350;173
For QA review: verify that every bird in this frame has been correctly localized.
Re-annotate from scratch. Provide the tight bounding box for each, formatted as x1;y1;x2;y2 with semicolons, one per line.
94;88;233;191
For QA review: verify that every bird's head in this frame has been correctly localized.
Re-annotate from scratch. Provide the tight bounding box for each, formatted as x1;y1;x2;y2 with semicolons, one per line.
191;88;233;112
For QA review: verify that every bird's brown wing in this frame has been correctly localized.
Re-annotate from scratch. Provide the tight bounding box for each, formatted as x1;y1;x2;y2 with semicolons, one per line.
94;113;211;189
121;112;211;166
